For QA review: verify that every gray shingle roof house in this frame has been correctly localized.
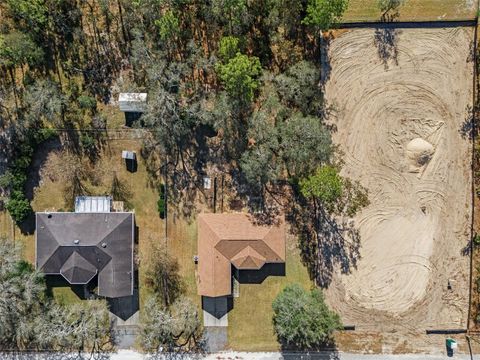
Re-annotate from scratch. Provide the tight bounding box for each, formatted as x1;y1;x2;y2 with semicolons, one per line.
36;212;134;298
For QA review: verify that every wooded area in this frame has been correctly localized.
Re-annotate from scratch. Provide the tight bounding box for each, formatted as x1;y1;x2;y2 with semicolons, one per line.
0;0;375;354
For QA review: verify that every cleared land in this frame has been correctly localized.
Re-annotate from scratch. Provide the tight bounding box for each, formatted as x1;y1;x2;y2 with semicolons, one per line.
324;26;473;346
343;0;476;22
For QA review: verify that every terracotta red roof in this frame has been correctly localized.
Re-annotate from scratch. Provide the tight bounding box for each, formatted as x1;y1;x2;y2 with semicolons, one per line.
197;213;285;297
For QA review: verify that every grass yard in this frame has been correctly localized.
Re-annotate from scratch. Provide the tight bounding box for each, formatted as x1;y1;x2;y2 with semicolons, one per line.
2;124;165;305
227;232;313;351
167;214;199;303
1;100;314;351
50;287;83;306
343;0;476;22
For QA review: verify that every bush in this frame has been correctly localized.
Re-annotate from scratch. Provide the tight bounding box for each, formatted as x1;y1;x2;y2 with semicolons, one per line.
35;127;57;143
80;133;96;155
272;284;341;350
473;234;480;247
77;95;97;111
145;247;184;306
6;191;32;223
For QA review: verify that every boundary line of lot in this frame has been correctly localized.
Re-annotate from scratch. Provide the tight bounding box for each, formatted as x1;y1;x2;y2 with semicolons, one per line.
338;19;476;29
467;0;480;336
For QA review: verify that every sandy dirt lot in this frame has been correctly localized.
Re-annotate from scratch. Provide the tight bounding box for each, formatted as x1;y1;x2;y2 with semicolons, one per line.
324;26;473;338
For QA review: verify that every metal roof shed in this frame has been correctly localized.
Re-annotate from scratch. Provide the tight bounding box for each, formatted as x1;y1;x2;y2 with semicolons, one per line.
122;151;136;160
75;196;112;213
118;93;147;113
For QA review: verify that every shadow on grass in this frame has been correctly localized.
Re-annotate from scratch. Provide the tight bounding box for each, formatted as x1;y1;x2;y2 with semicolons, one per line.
287;198;361;288
234;262;285;284
45;274;92;301
18;212;35;235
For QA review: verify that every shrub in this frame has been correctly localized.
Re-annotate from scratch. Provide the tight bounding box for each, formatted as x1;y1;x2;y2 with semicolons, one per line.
77;95;97;111
6;191;32;223
80;133;96;155
145;247;184;306
35;127;57;143
474;234;480;247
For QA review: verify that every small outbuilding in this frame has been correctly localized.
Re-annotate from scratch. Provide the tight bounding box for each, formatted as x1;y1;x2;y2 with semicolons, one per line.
118;93;147;126
122;150;136;161
122;150;137;173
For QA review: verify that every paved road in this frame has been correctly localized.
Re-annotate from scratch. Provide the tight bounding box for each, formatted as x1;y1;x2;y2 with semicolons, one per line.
109;350;474;360
1;351;473;359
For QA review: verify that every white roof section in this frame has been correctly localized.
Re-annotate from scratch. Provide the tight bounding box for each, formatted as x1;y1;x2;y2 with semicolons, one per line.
122;150;136;160
118;93;147;112
75;196;112;213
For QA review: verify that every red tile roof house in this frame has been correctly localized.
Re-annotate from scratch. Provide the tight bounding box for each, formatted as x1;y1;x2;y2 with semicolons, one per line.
197;213;286;299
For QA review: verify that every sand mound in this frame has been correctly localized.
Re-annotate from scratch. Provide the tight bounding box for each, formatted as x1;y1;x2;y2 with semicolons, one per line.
324;28;472;330
406;138;434;171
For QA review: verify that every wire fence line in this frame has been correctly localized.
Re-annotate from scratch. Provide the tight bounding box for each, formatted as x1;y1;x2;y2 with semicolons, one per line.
45;127;154;140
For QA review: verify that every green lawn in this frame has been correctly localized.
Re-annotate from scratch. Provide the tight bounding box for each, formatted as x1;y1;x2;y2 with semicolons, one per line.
227;234;313;351
50;287;83;305
343;0;476;22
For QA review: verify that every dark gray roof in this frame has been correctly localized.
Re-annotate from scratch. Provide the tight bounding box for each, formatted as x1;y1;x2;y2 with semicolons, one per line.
36;212;134;298
60;252;98;284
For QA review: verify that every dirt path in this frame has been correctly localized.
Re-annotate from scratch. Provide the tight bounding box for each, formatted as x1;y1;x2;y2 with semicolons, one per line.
324;27;473;339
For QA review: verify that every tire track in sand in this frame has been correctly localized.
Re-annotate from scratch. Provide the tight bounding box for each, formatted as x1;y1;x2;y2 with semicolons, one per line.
324;28;473;331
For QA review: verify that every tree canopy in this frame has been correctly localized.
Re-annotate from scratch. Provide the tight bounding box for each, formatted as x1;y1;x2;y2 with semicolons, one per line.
272;284;342;350
303;0;349;31
0;238;113;354
217;53;262;103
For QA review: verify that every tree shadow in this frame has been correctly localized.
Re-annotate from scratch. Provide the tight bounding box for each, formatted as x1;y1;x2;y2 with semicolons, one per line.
461;239;472;256
287;199;361;288
25;137;62;202
320;34;332;89
373;12;401;70
460;105;475;140
0;352;112;360
18;212;35;235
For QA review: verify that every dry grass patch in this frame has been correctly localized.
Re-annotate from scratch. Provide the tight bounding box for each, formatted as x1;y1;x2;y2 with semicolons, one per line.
343;0;476;22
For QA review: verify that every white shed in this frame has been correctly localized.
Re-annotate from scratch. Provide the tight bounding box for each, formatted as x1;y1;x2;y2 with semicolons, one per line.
118;93;147;113
122;150;136;160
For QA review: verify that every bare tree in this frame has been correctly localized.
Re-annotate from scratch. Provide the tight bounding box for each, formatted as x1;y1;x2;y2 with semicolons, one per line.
139;296;204;354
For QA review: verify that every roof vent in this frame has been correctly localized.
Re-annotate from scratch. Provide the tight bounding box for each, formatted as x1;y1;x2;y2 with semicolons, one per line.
73;239;80;244
47;213;52;219
101;242;107;248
